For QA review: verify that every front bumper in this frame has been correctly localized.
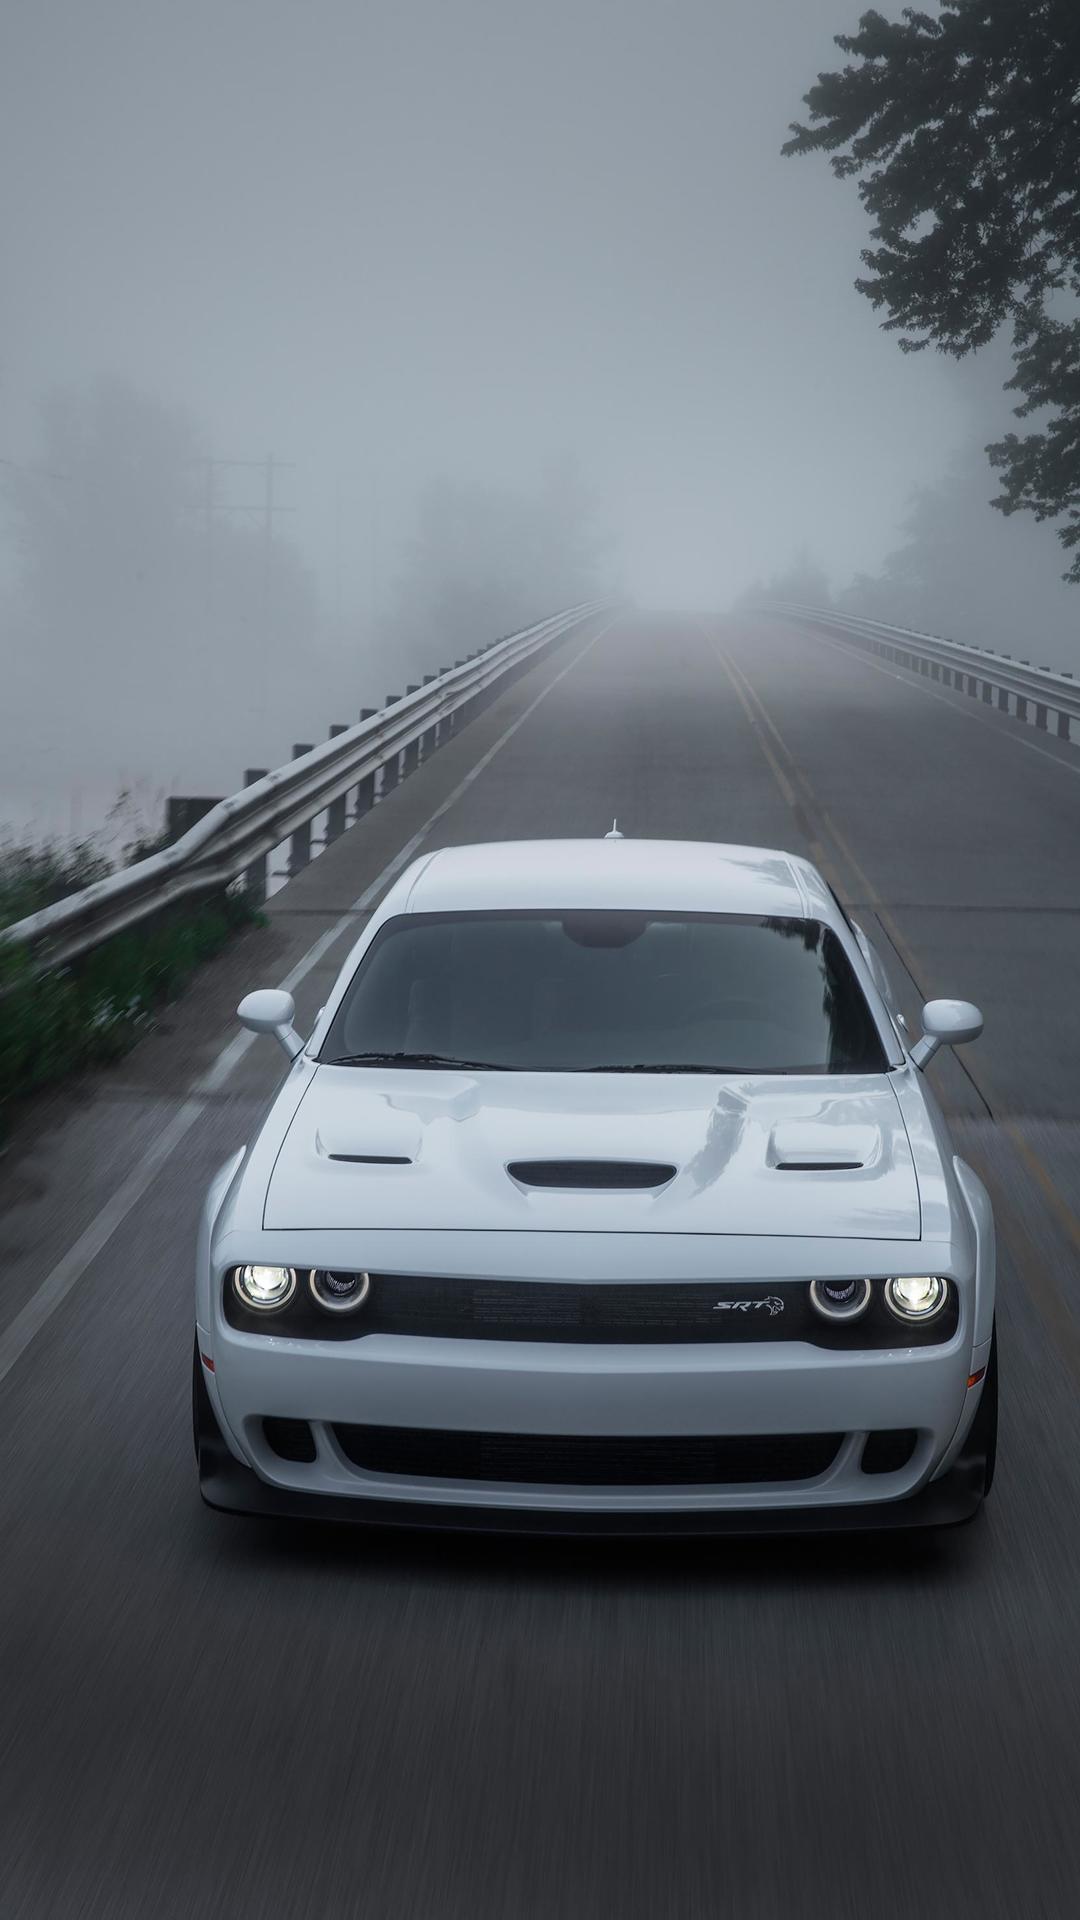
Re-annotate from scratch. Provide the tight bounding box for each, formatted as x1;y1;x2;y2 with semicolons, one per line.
196;1371;987;1533
198;1315;985;1530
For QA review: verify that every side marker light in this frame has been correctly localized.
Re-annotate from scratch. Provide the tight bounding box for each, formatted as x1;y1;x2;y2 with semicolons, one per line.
967;1367;986;1388
201;1352;215;1372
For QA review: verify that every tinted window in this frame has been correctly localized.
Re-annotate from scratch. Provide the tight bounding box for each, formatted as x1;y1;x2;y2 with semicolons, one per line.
320;911;887;1074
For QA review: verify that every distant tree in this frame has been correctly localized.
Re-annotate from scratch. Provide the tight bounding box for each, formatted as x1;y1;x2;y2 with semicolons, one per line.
836;434;1080;659
390;464;604;676
6;379;320;697
2;379;324;836
784;3;1080;578
766;551;832;607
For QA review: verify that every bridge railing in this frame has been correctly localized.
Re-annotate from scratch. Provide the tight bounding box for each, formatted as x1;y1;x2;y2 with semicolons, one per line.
2;602;608;971
764;603;1080;743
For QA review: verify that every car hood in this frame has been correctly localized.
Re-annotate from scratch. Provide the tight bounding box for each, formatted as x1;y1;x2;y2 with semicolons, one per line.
262;1068;922;1240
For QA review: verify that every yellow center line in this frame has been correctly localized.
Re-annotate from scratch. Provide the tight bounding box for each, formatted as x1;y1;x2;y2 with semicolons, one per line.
711;647;837;886
722;647;926;987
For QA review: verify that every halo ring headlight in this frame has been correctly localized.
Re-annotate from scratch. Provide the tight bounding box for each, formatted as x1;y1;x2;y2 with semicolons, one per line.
809;1277;872;1322
233;1264;297;1311
309;1268;372;1314
884;1275;947;1323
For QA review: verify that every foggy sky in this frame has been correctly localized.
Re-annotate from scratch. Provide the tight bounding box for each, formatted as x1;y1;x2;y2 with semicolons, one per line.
2;0;970;612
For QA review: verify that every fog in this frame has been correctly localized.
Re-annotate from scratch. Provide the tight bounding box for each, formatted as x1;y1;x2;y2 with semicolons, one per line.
1;0;1075;845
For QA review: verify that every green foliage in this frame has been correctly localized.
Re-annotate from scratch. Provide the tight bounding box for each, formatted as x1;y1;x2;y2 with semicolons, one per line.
784;2;1080;578
0;838;112;928
0;836;260;1128
989;314;1080;571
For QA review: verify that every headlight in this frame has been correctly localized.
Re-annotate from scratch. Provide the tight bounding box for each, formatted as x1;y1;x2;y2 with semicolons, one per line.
884;1275;947;1322
809;1277;871;1321
233;1264;297;1311
309;1268;371;1314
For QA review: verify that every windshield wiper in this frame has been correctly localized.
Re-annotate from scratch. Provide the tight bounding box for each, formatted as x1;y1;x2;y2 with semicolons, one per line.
574;1062;741;1074
327;1050;510;1070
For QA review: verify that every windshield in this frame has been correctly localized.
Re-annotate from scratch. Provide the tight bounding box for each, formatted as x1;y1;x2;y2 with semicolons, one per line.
319;910;888;1075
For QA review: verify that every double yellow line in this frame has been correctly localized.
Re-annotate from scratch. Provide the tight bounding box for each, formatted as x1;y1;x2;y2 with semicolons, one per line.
712;634;1080;1375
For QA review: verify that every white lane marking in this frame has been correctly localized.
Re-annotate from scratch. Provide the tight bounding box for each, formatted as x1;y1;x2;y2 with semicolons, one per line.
0;612;621;1388
785;621;1080;781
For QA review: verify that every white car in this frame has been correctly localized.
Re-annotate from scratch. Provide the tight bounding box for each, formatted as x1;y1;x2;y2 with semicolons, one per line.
194;838;997;1534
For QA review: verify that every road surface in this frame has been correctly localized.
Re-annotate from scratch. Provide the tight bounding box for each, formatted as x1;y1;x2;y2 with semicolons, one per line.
3;610;1079;1918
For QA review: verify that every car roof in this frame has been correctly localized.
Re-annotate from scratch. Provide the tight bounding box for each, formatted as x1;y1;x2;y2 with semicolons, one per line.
401;839;835;920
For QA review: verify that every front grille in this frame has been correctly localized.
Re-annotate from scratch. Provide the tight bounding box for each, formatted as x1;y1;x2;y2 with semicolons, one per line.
332;1425;843;1486
340;1276;955;1349
507;1159;676;1189
226;1272;958;1350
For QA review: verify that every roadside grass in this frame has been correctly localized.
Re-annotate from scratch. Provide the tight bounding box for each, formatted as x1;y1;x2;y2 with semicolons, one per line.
0;830;262;1133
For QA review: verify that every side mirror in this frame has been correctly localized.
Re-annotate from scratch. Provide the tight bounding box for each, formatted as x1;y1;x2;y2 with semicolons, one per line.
237;988;304;1060
910;998;983;1070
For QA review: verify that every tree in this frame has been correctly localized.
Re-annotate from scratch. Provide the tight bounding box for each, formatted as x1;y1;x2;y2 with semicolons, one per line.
766;551;832;608
835;434;1080;659
2;379;324;840
389;465;604;678
784;3;1080;578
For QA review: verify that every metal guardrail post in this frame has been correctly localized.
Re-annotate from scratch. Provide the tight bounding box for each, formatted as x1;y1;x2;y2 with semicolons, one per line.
447;663;466;734
421;674;438;756
355;710;377;815
326;726;348;840
289;746;314;871
402;687;421;775
167;797;222;844
242;770;270;902
381;696;401;795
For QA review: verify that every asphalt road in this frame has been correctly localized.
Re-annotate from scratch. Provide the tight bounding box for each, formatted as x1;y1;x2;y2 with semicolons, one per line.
3;610;1080;1919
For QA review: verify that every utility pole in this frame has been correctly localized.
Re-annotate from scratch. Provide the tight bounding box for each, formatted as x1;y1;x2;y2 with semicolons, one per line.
370;472;380;629
187;455;296;618
262;453;275;609
202;456;216;617
334;476;343;629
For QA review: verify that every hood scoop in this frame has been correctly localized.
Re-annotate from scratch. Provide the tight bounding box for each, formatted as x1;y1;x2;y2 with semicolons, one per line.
507;1159;677;1190
315;1123;417;1166
767;1122;878;1173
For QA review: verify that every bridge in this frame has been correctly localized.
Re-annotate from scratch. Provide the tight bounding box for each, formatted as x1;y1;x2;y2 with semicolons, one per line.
2;607;1077;1917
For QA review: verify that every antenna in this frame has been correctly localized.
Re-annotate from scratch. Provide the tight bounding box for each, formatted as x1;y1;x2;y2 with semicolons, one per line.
604;819;624;840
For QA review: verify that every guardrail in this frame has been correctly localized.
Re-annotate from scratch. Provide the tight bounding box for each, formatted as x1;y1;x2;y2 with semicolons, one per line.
762;603;1080;743
2;602;608;971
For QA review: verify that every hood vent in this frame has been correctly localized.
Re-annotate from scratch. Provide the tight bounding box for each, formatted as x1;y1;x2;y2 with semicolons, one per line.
326;1152;412;1166
507;1159;676;1190
767;1122;877;1173
773;1156;864;1172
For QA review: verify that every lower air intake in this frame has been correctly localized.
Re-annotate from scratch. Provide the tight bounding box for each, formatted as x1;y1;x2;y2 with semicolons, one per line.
507;1159;676;1190
860;1429;918;1475
262;1417;317;1463
332;1425;842;1486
